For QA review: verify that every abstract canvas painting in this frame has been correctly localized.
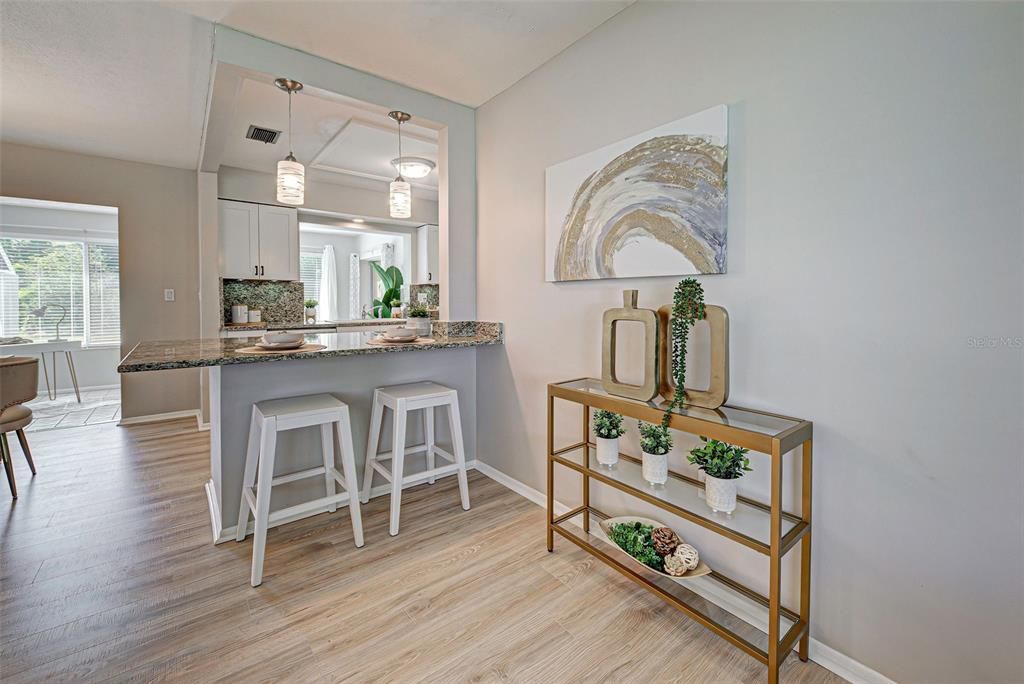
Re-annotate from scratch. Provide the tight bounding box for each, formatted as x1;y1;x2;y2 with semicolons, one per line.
545;105;728;282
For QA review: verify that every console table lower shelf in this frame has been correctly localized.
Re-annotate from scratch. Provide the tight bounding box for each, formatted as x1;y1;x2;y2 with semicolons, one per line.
551;506;805;666
546;378;813;684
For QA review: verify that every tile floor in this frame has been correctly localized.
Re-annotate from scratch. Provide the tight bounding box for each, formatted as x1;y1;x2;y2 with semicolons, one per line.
25;386;121;432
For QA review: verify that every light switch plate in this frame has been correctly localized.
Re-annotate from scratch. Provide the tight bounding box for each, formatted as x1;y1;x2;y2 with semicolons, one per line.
164;289;175;302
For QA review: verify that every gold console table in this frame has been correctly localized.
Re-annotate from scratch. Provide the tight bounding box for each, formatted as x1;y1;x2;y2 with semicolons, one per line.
547;378;813;684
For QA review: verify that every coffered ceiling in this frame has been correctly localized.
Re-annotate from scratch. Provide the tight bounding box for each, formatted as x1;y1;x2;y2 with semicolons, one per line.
217;75;440;192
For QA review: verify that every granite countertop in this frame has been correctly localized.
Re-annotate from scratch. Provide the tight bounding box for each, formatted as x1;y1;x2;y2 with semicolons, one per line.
119;322;503;373
222;319;408;332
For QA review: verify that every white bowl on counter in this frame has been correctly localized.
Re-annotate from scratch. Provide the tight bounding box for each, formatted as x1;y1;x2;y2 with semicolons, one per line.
257;331;305;350
381;327;419;342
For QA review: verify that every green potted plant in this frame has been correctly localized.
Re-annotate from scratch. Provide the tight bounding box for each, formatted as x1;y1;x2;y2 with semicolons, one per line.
661;277;705;428
593;409;625;467
407;303;431;335
638;421;672;485
370;263;403;318
304;299;318;323
687;437;751;513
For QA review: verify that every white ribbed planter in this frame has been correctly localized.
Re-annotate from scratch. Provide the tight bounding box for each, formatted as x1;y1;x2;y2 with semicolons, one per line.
642;450;668;485
409;317;431;335
705;474;738;513
595;437;619;467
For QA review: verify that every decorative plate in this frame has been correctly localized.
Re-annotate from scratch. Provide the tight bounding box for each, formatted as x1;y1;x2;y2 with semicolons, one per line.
598;516;711;580
255;340;305;350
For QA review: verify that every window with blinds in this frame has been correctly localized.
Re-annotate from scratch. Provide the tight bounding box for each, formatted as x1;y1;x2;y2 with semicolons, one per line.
299;251;322;304
0;237;120;346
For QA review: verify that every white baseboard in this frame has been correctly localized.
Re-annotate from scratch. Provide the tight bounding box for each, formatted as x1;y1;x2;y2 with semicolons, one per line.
470;459;894;684
118;409;202;427
39;382;120;397
808;641;896;684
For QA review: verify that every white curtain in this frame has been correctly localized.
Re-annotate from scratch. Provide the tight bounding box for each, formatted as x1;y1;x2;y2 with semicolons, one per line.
318;245;340;321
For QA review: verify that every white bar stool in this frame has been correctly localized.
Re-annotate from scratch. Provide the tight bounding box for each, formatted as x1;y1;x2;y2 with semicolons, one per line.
237;393;364;586
361;382;470;536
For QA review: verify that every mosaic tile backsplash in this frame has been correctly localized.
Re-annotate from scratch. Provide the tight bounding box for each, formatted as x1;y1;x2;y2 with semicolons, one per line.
222;279;304;325
410;283;440;309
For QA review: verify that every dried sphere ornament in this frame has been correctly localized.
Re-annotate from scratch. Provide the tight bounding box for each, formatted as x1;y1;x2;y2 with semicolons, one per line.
675;544;700;570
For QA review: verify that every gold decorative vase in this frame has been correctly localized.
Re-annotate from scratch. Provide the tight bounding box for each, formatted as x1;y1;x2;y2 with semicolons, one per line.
658;304;729;410
600;290;660;401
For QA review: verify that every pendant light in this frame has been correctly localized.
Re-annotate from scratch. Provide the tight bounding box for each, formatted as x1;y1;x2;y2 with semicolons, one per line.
388;111;412;218
274;78;305;206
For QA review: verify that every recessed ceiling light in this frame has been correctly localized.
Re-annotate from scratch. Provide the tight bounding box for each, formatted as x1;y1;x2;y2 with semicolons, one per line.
391;156;436;180
352;218;365;223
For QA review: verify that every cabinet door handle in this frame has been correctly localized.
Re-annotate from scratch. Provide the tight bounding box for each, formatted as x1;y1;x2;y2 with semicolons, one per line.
260;265;265;276
254;265;259;277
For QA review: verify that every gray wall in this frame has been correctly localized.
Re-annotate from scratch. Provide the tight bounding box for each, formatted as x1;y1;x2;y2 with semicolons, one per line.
0;142;201;418
475;3;1023;682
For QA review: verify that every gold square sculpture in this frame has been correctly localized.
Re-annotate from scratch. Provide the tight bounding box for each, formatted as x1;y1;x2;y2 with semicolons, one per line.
601;290;660;402
657;304;729;410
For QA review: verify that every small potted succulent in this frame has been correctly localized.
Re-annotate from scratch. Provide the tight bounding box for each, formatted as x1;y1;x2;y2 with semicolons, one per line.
592;409;625;467
304;299;318;324
407;303;432;335
688;437;752;513
638;421;672;486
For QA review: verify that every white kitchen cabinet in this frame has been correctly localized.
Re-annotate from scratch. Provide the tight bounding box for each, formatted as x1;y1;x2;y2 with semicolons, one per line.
219;200;259;279
414;224;439;283
218;200;299;281
256;204;299;280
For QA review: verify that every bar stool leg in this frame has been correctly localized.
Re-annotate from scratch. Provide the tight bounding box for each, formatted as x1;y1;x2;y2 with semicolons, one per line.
389;401;407;536
321;423;337;513
425;406;436;484
335;406;364;548
447;395;471;511
236;407;262;542
361;391;383;504
251;417;278;587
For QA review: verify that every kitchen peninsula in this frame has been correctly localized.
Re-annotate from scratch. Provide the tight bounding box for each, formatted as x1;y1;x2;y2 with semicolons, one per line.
118;322;503;542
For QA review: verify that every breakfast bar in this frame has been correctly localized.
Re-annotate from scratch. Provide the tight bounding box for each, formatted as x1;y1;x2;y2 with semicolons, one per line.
118;322;503;542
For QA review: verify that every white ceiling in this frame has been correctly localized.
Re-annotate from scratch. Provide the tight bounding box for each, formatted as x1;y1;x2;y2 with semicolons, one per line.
219;75;440;190
0;0;632;172
0;1;213;169
165;0;634;107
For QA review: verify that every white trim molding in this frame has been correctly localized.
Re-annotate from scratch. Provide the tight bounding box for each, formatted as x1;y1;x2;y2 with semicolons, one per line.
470;459;895;684
118;409;202;427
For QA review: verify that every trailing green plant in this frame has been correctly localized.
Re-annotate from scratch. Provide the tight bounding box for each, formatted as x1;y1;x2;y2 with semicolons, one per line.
593;410;626;439
407;304;430;318
687;437;752;480
304;299;318;309
638;421;672;455
661;277;706;428
370;263;404;318
608;521;664;571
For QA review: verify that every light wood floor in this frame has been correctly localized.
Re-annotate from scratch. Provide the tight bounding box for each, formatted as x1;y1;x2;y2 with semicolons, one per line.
0;419;843;683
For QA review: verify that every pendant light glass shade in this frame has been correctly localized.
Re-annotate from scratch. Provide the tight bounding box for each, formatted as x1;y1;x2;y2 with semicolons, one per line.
277;155;305;205
388;110;414;218
389;178;412;218
274;78;304;205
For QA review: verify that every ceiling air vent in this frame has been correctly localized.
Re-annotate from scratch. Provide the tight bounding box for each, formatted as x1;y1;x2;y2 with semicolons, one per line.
245;125;281;144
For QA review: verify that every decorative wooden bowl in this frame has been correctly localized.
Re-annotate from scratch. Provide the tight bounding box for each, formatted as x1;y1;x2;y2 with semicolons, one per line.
598;516;712;580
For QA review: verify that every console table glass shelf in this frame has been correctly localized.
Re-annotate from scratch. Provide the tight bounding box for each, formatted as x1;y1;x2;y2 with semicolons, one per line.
547;378;813;684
